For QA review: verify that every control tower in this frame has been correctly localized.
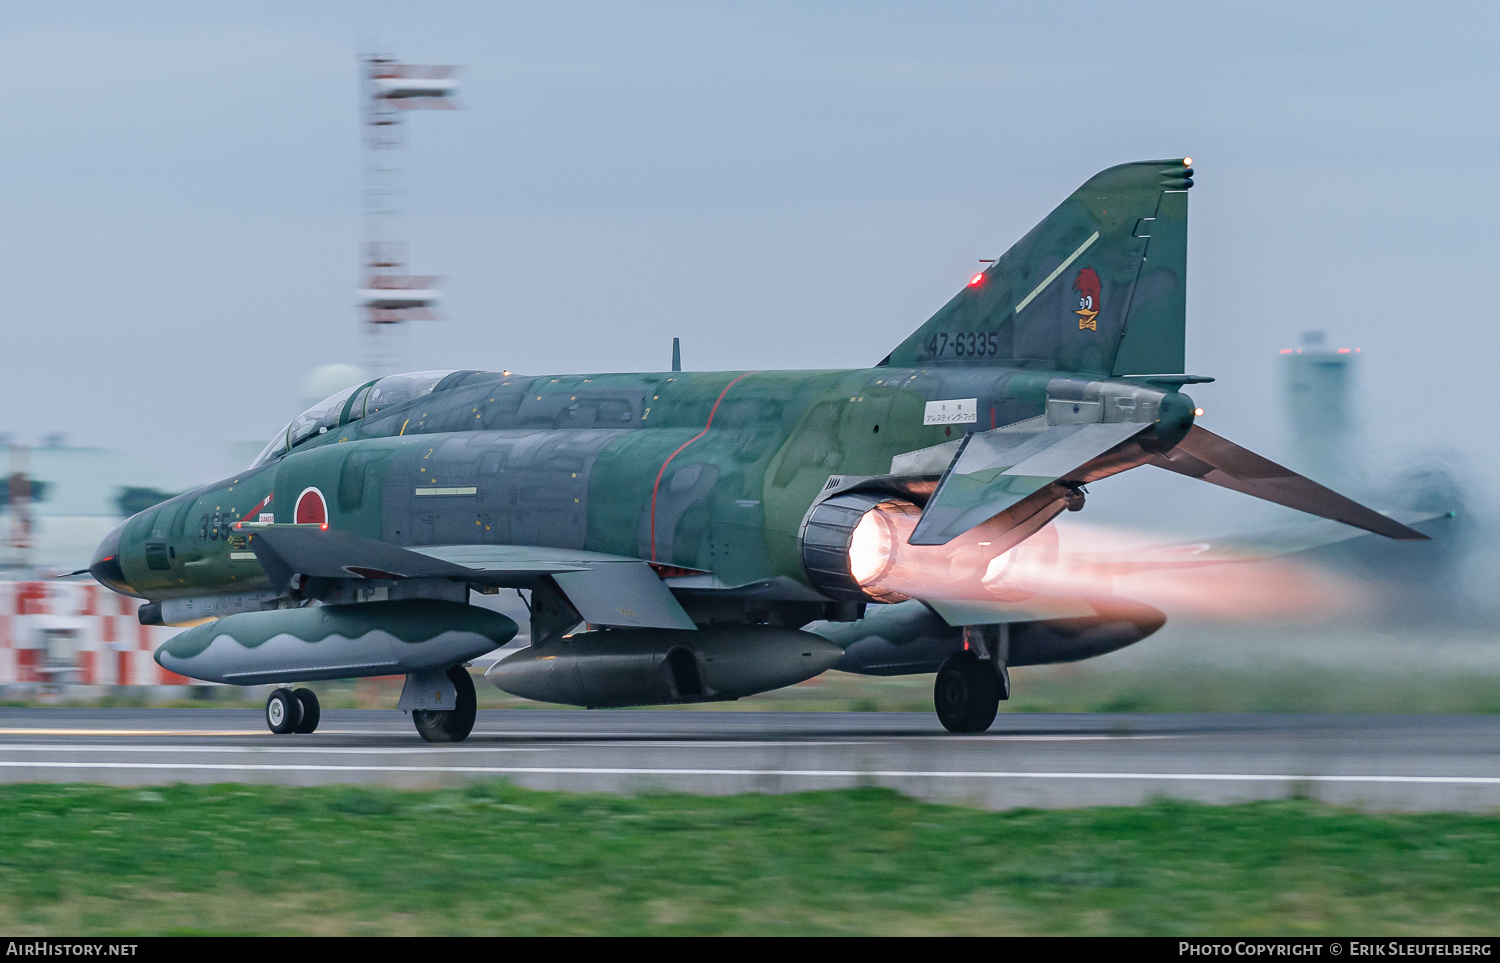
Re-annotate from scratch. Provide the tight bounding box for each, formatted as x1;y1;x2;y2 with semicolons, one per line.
1280;330;1360;488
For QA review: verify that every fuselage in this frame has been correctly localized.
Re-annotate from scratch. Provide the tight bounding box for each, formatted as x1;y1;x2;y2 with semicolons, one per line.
91;365;1193;602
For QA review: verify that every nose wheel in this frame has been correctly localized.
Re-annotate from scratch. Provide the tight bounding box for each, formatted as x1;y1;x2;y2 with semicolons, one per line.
265;687;321;735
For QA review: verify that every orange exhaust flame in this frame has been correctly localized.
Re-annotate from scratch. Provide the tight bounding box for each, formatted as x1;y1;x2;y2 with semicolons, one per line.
848;502;1365;621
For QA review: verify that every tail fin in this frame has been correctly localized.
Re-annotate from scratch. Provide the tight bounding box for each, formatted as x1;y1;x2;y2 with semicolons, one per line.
882;158;1192;375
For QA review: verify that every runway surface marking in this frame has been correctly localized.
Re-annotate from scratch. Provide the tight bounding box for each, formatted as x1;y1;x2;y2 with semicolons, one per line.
2;761;1498;785
0;729;270;737
0;730;1182;744
0;744;560;755
0;738;1176;755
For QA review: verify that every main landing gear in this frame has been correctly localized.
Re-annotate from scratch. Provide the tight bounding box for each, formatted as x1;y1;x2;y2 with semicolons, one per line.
934;651;1008;734
412;665;477;743
265;687;321;735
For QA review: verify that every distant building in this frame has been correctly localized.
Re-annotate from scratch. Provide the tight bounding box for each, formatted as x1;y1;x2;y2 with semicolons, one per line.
2;443;183;573
1280;331;1360;488
0;580;182;693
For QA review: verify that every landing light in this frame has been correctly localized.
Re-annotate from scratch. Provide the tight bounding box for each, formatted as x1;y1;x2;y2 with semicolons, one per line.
1194;407;1204;417
968;272;984;286
1183;157;1192;166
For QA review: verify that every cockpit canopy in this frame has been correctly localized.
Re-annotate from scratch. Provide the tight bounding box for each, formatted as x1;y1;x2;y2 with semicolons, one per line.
249;370;456;469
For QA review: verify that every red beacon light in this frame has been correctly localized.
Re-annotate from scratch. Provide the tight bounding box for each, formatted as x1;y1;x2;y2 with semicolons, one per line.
968;272;985;286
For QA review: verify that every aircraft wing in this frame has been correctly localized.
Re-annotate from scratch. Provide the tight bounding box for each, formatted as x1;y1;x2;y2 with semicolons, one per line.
418;545;696;631
247;525;477;584
1151;426;1428;540
907;422;1150;546
245;525;695;631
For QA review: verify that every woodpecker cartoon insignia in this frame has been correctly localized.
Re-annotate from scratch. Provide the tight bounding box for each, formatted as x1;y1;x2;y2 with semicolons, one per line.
1074;266;1100;331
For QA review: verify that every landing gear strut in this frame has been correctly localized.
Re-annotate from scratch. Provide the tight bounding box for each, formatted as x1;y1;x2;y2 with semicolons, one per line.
934;652;1002;734
412;665;477;743
265;687;321;735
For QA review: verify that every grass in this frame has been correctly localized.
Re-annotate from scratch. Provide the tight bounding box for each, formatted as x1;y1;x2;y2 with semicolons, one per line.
0;783;1498;935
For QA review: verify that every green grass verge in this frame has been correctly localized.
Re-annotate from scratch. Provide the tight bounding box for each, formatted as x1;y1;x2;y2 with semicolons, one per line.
1;783;1498;935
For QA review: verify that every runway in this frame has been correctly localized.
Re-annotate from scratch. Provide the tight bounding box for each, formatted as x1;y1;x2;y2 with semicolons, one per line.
1;708;1498;811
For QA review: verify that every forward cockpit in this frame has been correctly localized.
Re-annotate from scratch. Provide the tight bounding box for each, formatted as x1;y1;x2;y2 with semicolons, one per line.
248;370;458;469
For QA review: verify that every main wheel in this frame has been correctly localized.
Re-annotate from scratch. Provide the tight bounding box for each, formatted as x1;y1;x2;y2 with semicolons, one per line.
933;653;1001;734
265;687;301;735
292;688;321;734
412;665;477;743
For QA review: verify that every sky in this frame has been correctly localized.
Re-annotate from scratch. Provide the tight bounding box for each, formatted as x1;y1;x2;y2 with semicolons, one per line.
2;0;1497;497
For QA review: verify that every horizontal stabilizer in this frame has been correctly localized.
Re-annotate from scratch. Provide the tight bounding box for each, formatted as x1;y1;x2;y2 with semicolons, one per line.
1075;510;1449;573
1152;427;1428;540
909;421;1149;546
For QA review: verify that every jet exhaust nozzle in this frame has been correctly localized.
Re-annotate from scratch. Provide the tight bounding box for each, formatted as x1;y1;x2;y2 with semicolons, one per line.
801;493;1061;604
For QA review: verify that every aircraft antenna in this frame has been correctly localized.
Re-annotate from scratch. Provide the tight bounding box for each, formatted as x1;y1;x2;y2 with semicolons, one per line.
358;51;461;374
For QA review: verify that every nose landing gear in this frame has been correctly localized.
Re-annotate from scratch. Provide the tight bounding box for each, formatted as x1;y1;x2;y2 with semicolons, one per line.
264;687;321;735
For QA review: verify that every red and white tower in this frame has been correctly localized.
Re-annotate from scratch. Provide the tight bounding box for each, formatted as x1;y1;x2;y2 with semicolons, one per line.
359;53;461;373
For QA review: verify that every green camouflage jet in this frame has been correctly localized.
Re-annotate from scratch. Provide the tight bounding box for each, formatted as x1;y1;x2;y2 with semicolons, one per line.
88;159;1426;741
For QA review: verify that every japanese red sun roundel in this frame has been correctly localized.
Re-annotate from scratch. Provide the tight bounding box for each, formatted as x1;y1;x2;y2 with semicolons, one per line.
294;487;328;525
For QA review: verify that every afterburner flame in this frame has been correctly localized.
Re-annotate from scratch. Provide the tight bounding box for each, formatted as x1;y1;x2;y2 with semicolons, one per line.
849;500;1057;603
846;502;1362;620
848;506;896;585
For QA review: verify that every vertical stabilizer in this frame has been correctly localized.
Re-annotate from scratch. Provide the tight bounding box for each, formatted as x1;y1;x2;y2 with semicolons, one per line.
882;159;1191;376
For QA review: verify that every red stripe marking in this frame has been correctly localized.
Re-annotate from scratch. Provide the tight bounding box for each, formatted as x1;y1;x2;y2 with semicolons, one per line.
239;493;273;524
649;372;755;562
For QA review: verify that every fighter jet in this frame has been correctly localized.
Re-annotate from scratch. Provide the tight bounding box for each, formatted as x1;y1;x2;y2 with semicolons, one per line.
87;159;1425;741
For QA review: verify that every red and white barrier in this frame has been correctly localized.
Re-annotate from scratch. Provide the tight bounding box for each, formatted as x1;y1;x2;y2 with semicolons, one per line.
0;581;189;686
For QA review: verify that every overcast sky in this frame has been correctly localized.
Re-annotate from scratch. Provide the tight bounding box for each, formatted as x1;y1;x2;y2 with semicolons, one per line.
2;0;1496;498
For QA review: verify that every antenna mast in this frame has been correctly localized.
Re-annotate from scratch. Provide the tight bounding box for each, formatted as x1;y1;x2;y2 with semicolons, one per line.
358;52;460;374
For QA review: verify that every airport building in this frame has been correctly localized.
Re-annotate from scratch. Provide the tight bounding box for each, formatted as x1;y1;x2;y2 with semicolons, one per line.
0;579;182;694
0;440;185;693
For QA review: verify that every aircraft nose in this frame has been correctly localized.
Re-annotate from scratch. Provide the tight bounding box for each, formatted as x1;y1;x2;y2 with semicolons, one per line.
89;520;135;596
